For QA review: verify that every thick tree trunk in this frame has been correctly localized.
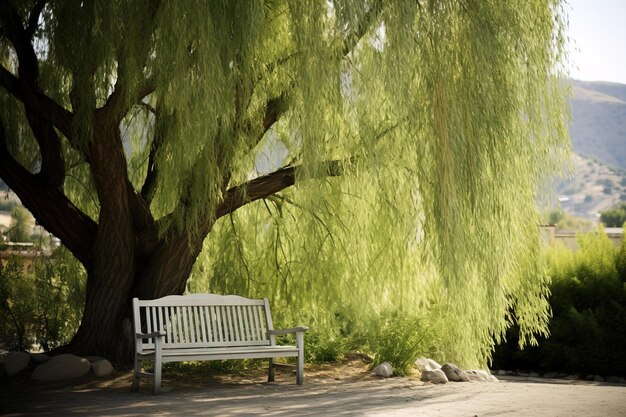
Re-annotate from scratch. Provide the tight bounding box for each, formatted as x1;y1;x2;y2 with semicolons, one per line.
66;225;212;364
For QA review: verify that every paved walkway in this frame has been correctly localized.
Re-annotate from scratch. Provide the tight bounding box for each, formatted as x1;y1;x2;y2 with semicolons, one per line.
2;373;626;416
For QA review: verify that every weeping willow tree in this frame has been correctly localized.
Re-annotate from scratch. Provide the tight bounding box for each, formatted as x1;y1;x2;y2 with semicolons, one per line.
0;0;570;364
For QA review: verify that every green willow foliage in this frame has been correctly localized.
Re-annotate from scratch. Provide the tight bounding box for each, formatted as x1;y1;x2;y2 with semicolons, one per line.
2;1;570;367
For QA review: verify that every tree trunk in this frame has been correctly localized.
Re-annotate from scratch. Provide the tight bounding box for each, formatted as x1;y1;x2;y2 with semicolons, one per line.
65;224;212;364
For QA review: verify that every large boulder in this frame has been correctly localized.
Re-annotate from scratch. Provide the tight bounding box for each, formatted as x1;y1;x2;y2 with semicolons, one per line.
91;359;114;377
31;354;91;381
372;362;393;377
421;369;448;384
441;363;470;382
30;353;50;363
414;357;442;372
5;352;31;376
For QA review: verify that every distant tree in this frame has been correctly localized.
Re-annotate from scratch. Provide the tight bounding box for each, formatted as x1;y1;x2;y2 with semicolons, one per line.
600;204;626;227
548;210;565;225
7;205;33;242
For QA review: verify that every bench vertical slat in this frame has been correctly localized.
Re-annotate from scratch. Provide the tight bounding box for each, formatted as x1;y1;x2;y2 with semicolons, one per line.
235;306;243;342
171;307;177;343
264;299;275;346
226;306;236;342
237;306;246;341
243;306;255;341
198;307;205;343
151;307;158;342
205;306;212;342
187;306;194;343
193;306;201;343
256;305;267;341
247;306;257;341
180;306;189;343
232;306;239;342
196;307;203;343
215;306;224;342
207;306;215;342
165;307;171;343
158;307;170;343
145;307;153;338
176;306;185;343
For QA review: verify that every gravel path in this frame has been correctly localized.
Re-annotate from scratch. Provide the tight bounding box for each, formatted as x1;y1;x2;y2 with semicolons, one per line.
2;370;626;416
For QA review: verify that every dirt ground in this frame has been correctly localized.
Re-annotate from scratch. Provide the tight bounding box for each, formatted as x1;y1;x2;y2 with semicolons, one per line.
2;359;625;416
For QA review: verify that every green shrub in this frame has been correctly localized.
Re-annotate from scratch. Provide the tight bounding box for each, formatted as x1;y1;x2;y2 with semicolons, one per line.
600;203;626;227
493;230;626;376
0;247;85;351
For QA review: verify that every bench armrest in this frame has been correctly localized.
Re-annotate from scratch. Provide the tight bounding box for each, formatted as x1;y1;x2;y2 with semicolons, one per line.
269;326;309;335
136;331;166;339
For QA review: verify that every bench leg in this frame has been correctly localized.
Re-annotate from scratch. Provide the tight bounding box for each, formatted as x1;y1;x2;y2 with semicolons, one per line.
296;332;304;385
154;358;162;395
131;355;140;392
268;358;275;382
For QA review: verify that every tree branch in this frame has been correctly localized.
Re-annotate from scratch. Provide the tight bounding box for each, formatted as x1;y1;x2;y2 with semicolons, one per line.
216;158;350;219
0;61;73;140
0;1;39;83
342;0;384;56
25;0;47;38
0;117;96;267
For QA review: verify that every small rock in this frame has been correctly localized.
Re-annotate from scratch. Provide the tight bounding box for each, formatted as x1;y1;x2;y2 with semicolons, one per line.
5;352;30;376
556;373;568;378
466;370;497;382
605;376;621;383
593;375;605;382
584;374;595;381
372;362;393;377
529;372;540;378
543;372;558;378
31;354;91;381
517;371;529;377
441;363;470;382
91;359;114;377
420;369;448;384
414;358;442;372
30;353;50;363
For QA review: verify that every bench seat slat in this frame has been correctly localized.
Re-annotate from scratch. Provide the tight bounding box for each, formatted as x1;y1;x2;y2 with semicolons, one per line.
140;345;300;362
140;345;298;356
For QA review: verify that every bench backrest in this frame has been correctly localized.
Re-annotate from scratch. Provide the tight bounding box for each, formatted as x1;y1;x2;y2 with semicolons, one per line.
132;294;275;351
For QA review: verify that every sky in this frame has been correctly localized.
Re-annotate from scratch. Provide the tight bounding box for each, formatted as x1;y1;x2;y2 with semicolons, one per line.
566;0;626;84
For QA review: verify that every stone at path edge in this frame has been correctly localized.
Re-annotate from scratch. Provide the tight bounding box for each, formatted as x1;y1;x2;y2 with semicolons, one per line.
5;352;30;376
31;354;91;381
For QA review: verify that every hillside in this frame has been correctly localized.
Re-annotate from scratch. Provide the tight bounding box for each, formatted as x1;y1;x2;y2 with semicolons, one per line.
555;154;626;220
552;81;626;222
570;80;626;169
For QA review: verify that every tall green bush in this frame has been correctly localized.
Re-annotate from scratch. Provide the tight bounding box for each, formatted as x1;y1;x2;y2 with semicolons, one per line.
493;229;626;376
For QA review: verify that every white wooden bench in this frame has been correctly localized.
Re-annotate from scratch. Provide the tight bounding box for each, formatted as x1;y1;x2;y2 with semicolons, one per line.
131;294;308;394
